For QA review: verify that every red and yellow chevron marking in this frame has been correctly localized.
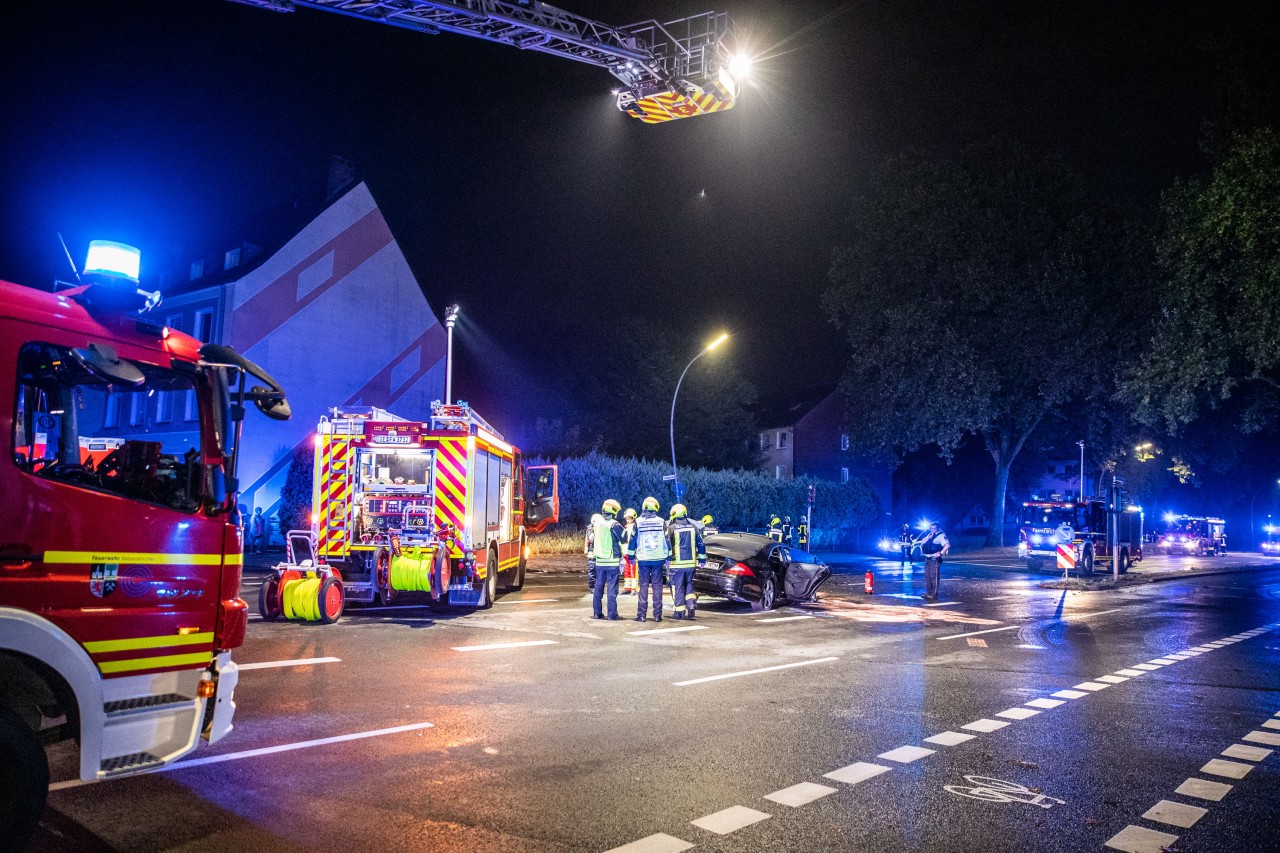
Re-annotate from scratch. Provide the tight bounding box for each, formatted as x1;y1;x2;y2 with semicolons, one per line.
630;89;736;124
317;435;354;558
432;438;468;533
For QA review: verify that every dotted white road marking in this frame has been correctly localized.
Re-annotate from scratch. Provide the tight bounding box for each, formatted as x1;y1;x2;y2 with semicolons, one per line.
496;598;559;604
878;745;935;763
1131;663;1162;671
1142;800;1208;829
1114;669;1146;677
1261;719;1280;731
690;805;771;835
1166;653;1193;660
935;625;1018;640
1025;698;1064;710
1174;778;1232;802
1149;658;1178;665
238;656;342;670
627;625;709;636
1200;758;1253;779
1104;824;1180;853
604;833;694;853
673;656;839;686
764;782;838;807
1243;730;1280;746
756;615;816;623
925;731;976;746
1221;744;1271;761
961;718;1010;733
1096;675;1129;684
1074;681;1110;691
1052;689;1088;699
996;707;1040;721
451;640;559;652
922;601;957;607
823;761;892;785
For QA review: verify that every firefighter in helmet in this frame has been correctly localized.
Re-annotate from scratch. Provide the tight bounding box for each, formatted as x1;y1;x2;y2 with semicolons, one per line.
586;499;624;619
627;496;668;622
782;515;794;545
768;515;784;542
619;508;638;595
898;523;914;565
797;515;809;550
666;503;706;620
700;514;719;536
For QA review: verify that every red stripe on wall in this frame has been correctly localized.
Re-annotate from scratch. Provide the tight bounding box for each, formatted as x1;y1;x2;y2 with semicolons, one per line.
341;325;446;413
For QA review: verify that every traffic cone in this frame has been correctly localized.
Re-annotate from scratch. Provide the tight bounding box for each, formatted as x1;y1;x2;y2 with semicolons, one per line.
864;570;874;595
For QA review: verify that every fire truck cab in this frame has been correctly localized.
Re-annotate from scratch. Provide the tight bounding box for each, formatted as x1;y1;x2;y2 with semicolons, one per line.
1018;496;1144;575
1156;515;1226;557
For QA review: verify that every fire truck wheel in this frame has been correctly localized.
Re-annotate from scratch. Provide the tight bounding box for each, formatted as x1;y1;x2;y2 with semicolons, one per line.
0;705;48;849
512;543;527;591
1118;550;1130;574
1080;549;1095;576
376;550;396;605
317;577;344;624
258;576;282;621
478;551;497;609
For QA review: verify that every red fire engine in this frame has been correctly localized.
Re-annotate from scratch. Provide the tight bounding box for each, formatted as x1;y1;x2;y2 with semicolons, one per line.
259;402;558;622
1018;495;1144;575
0;242;289;845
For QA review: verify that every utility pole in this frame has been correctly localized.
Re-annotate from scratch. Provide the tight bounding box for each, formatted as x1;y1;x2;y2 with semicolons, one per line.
444;304;460;405
1076;440;1085;502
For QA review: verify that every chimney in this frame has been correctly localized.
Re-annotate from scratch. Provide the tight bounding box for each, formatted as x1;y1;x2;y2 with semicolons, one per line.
325;155;356;202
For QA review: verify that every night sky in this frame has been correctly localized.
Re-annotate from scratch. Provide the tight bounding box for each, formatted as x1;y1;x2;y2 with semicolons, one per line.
2;0;1273;430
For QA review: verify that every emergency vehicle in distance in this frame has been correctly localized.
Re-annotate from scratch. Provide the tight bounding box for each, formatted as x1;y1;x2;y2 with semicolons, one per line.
0;241;289;845
1018;496;1144;574
1156;514;1226;557
258;403;558;622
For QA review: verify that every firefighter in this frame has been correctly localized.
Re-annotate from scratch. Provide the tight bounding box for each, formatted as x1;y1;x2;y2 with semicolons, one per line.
898;523;914;565
768;515;783;542
700;514;719;536
666;503;706;620
782;515;793;545
586;499;624;619
628;496;668;622
797;515;809;550
620;508;638;595
583;515;601;592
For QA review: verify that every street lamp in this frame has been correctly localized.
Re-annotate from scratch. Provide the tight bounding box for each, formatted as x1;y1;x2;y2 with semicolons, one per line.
1076;440;1085;502
443;304;460;405
1249;478;1280;551
669;333;729;500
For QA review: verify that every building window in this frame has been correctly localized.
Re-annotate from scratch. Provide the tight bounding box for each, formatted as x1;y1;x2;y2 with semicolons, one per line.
184;389;198;421
165;314;183;334
194;308;214;343
128;393;146;427
775;465;783;480
104;394;120;428
224;247;241;270
759;432;767;451
840;433;849;451
841;467;850;484
156;390;173;422
777;431;788;449
190;259;204;281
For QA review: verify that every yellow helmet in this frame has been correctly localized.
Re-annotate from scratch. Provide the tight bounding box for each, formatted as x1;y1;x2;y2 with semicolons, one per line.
602;499;621;515
623;508;637;520
670;503;688;519
771;515;781;525
702;514;714;525
643;496;660;512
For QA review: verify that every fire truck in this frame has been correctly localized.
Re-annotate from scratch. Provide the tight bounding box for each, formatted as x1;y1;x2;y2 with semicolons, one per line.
0;242;289;845
1156;515;1226;557
1018;495;1144;575
258;402;558;622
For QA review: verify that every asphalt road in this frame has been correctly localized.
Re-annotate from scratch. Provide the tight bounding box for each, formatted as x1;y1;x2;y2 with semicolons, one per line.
32;555;1280;853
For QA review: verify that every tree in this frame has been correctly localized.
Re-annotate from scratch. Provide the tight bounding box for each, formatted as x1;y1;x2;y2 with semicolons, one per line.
824;143;1123;545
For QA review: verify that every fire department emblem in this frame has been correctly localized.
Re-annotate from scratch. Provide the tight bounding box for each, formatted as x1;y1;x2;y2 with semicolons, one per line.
90;563;119;597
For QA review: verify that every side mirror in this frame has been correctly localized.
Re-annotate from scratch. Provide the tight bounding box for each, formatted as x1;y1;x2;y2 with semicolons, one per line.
72;342;144;387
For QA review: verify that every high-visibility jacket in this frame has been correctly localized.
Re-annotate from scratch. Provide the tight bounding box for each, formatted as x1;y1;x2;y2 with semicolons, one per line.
588;515;624;567
629;511;669;562
666;517;706;569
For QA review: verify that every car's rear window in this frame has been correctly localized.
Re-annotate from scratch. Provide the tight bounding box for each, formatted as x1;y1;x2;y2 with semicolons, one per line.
706;535;770;561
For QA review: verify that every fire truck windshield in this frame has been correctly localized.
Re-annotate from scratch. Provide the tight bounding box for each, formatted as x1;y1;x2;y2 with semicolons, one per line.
14;342;207;512
1021;505;1083;528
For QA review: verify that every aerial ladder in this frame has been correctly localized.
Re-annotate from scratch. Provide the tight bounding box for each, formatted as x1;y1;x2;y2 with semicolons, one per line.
226;0;746;123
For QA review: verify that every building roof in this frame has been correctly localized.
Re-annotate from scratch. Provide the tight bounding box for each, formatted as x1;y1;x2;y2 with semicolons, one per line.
752;385;839;430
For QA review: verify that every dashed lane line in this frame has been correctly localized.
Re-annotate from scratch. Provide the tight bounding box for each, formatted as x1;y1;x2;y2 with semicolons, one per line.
238;656;341;670
689;805;770;835
451;640;559;652
673;656;840;687
878;745;935;763
1074;681;1111;691
764;782;838;807
823;761;892;785
1052;689;1089;699
924;731;975;746
603;833;693;853
1142;800;1208;829
936;625;1019;640
496;598;560;604
755;615;816;623
1175;778;1233;802
626;625;708;636
996;707;1040;721
961;718;1010;733
1200;759;1253;779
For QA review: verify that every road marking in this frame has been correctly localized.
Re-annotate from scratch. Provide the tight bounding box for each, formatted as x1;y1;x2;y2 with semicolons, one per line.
1104;824;1179;853
1096;675;1129;684
1142;800;1208;829
824;761;891;785
604;833;694;853
1017;643;1047;650
1074;681;1110;691
926;727;972;742
690;805;770;835
944;775;1064;809
1221;744;1271;761
996;707;1040;720
1114;669;1146;677
967;638;989;648
1073;608;1124;619
1261;719;1280;731
627;625;708;636
1243;730;1280;746
1149;658;1178;665
982;595;1013;600
238;657;341;671
1175;778;1232;802
883;593;923;600
764;782;837;807
1052;689;1088;699
451;640;559;652
674;656;839;686
878;745;935;763
496;598;559;604
1025;698;1064;710
1131;663;1162;671
756;615;815;623
1199;759;1252;779
961;718;1010;733
1178;650;1203;656
361;604;434;611
923;601;957;607
936;625;1017;640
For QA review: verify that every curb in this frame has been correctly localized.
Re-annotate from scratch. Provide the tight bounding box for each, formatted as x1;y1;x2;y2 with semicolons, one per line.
1037;563;1278;591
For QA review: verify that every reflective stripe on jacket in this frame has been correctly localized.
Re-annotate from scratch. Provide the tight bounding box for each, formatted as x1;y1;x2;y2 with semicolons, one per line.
666;518;705;569
589;516;623;566
629;512;669;562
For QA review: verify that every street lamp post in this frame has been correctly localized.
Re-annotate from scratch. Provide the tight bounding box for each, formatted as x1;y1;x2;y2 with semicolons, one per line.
1076;440;1085;502
443;304;460;405
669;333;729;501
1248;478;1280;551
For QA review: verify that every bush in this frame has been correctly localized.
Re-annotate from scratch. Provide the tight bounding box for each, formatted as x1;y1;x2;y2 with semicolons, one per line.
278;444;314;535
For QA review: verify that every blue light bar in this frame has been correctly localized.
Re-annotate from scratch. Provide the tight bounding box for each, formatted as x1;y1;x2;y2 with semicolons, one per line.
84;240;141;282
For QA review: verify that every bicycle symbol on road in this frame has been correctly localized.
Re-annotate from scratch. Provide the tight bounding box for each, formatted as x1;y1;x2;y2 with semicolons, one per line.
944;776;1065;809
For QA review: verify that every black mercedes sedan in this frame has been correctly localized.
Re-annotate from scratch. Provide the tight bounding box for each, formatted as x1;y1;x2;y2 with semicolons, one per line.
693;532;832;611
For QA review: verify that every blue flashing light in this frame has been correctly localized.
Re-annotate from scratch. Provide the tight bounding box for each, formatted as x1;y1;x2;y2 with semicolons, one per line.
84;240;141;282
1163;512;1178;524
916;518;931;531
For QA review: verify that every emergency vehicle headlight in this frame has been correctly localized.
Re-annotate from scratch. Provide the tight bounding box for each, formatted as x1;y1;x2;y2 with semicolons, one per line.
1030;534;1044;545
1184;540;1197;550
84;240;141;282
878;539;894;551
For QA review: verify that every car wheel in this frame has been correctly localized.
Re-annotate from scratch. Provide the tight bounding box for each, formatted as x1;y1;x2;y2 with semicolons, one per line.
751;576;776;612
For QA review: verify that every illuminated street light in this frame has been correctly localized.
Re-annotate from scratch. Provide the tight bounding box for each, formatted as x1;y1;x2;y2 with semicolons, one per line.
669;333;730;500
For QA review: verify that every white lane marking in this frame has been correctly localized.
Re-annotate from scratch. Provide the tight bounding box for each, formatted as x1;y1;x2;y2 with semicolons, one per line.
1243;730;1280;746
1052;689;1088;699
765;782;838;807
1143;800;1208;829
1222;744;1271;761
923;601;957;607
627;625;708;636
936;625;1017;641
996;707;1040;721
451;640;559;652
1114;669;1146;677
824;761;892;785
1179;650;1204;656
1072;608;1124;619
603;833;694;853
878;745;935;763
1200;759;1253;779
674;656;839;687
49;722;435;790
1096;675;1129;684
1149;658;1178;664
924;731;975;747
982;595;1013;601
883;593;923;600
1104;824;1179;853
1261;719;1280;731
1017;644;1048;650
961;719;1010;733
1025;698;1064;710
1175;778;1232;801
690;805;771;835
238;657;342;671
1074;681;1110;691
496;598;559;604
756;615;816;623
360;604;434;611
1132;664;1162;671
